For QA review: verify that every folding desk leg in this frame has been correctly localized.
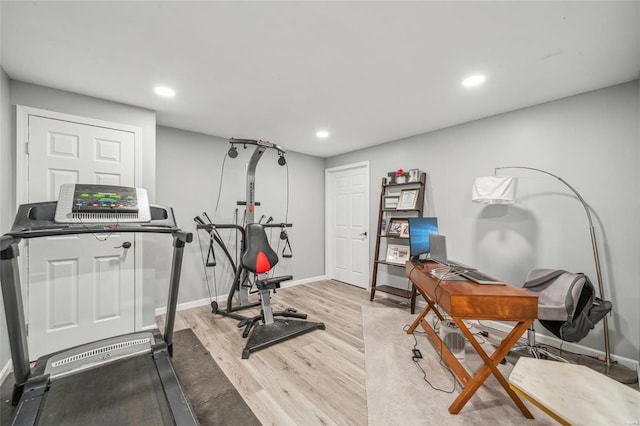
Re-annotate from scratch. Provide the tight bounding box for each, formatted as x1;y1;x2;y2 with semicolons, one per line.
407;305;430;334
420;316;472;385
450;319;534;418
407;296;443;334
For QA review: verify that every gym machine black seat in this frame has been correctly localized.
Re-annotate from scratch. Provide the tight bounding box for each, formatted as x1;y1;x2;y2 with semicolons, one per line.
0;186;199;425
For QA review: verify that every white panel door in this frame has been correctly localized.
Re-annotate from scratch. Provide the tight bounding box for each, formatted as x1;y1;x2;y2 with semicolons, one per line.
326;163;369;288
26;113;137;358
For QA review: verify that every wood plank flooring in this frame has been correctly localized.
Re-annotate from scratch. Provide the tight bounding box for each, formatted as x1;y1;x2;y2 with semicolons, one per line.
159;280;409;426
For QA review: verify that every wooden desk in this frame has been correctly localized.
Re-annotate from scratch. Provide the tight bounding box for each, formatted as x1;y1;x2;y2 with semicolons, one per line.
405;261;538;418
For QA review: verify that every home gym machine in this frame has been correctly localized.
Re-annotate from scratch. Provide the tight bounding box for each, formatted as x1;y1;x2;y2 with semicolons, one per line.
0;184;198;425
196;138;324;358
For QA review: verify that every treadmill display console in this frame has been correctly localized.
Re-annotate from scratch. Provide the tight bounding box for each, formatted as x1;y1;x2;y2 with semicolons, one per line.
55;184;151;223
72;185;138;212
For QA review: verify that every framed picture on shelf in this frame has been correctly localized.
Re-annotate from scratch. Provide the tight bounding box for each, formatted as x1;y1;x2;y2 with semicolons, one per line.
396;189;419;210
387;172;396;184
384;195;400;209
386;244;410;265
408;169;420;182
400;222;410;238
386;218;408;237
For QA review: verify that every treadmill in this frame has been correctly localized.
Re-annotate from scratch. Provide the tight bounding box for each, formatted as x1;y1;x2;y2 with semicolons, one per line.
0;184;199;425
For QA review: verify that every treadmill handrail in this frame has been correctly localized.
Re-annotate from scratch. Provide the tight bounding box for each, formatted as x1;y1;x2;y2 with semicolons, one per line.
5;201;180;240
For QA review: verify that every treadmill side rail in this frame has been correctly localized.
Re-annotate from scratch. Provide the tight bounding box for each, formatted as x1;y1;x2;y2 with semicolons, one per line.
11;374;50;426
153;348;200;425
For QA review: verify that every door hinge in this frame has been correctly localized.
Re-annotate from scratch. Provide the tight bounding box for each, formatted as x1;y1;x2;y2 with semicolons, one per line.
25;141;29;155
26;323;28;337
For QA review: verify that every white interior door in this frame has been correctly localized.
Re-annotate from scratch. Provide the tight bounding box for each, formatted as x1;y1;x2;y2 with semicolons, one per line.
28;234;134;357
325;162;369;288
23;110;139;358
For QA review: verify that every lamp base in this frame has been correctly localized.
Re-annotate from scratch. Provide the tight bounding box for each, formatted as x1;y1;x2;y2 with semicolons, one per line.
576;354;638;384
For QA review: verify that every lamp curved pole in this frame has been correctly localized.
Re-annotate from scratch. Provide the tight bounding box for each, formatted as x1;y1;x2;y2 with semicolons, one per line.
495;166;611;365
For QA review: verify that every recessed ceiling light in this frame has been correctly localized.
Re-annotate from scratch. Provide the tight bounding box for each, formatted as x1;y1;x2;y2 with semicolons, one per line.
462;74;486;88
316;130;330;139
154;86;176;97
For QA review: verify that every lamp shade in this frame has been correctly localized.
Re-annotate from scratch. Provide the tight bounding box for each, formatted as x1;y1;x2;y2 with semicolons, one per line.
472;176;517;204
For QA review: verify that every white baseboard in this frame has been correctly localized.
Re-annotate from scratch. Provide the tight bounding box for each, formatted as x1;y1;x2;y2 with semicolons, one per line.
279;275;328;288
480;320;640;375
154;275;328;316
154;297;214;317
1;359;12;384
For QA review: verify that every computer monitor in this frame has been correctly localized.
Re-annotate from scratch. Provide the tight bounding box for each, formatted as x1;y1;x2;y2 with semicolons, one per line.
408;217;438;261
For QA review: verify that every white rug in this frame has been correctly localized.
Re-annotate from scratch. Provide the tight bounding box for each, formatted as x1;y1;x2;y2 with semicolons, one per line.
362;306;555;425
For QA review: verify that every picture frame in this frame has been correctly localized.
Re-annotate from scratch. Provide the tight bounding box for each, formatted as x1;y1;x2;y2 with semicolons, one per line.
396;189;419;210
400;221;410;238
386;218;408;237
387;172;396;184
408;169;420;183
386;244;410;265
384;195;400;209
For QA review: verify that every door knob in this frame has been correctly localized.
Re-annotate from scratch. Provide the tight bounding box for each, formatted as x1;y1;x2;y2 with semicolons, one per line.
359;231;367;237
115;241;132;249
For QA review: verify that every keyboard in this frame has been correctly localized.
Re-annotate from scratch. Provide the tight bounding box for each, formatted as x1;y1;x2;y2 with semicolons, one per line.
446;260;472;269
461;269;505;285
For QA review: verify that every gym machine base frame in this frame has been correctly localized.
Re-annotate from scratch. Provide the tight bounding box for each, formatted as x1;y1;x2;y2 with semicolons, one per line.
197;222;325;358
0;201;198;425
241;318;326;359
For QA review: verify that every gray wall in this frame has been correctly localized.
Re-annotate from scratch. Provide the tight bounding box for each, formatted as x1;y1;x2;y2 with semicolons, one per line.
326;81;640;361
1;67;12;372
2;76;637;370
155;126;326;306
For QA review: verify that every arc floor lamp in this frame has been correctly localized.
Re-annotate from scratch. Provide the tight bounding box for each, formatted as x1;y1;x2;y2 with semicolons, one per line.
472;166;636;384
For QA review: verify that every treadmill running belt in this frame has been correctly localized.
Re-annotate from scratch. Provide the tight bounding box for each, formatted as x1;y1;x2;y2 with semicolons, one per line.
38;354;174;425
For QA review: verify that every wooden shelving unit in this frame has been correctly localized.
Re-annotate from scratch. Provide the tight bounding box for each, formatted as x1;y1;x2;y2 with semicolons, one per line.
369;172;427;313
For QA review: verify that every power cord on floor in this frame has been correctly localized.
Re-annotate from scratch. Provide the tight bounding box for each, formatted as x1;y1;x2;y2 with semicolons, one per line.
403;324;455;394
472;330;488;345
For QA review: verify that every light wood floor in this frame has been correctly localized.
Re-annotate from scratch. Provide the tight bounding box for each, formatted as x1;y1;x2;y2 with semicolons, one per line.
159;280;407;426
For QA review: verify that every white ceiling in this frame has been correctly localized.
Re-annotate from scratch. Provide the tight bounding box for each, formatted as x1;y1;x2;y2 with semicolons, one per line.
2;1;639;158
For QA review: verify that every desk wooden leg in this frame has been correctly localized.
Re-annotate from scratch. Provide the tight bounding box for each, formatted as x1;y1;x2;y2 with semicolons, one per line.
407;304;431;334
407;295;444;334
408;289;472;384
448;319;534;418
421;317;472;385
